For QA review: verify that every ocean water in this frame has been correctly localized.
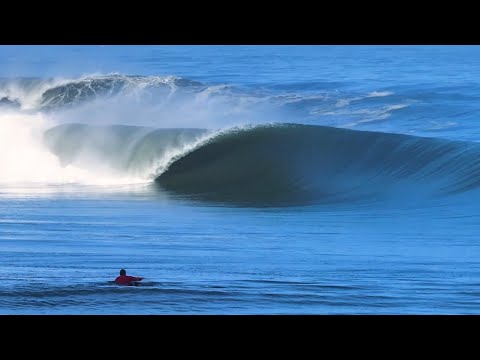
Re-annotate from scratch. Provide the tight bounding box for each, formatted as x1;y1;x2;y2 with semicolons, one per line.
1;45;480;314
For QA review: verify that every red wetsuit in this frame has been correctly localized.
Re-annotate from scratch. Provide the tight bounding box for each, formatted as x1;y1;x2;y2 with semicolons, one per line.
115;275;143;285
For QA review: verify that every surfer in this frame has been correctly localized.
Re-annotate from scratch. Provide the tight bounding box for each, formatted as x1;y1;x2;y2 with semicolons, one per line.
115;268;144;286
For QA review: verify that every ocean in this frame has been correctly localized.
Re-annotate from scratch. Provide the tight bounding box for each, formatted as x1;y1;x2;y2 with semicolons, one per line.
0;45;479;314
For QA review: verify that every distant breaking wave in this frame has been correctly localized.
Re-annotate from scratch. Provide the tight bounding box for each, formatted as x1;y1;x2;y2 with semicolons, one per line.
0;75;401;123
0;74;204;110
43;123;480;206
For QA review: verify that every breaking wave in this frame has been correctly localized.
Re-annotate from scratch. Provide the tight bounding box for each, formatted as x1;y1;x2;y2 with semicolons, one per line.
43;123;480;206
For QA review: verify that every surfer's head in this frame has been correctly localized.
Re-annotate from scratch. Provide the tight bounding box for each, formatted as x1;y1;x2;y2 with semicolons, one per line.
120;269;126;276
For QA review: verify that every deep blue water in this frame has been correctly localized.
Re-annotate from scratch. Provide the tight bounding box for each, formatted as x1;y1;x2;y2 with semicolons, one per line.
0;45;480;314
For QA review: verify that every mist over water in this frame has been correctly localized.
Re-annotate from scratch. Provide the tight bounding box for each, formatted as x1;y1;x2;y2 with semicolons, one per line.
0;75;256;189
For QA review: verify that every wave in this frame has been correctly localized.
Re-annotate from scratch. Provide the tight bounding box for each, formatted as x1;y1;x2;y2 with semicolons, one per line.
0;74;204;110
43;123;480;206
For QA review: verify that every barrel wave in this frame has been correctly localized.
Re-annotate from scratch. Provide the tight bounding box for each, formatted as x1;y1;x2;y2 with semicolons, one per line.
44;123;480;206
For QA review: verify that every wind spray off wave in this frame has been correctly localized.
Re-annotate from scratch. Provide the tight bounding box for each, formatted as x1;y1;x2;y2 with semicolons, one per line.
0;74;266;191
0;112;150;187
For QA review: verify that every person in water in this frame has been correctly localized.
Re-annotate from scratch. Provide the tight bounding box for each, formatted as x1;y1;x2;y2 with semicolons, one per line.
115;268;144;286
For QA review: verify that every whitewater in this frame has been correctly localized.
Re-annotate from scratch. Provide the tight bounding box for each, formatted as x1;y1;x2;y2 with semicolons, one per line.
1;45;480;314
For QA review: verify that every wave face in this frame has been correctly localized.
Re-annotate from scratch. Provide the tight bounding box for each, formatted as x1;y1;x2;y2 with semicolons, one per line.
43;123;480;206
156;124;480;206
